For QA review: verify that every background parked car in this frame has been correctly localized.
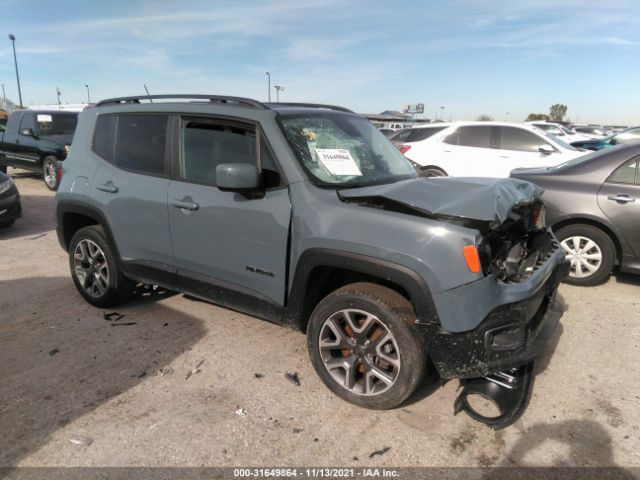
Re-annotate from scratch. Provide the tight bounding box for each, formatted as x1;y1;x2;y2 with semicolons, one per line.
0;110;78;190
570;126;640;151
0;170;21;229
398;121;584;178
378;128;396;137
511;143;640;285
573;125;609;139
526;121;590;143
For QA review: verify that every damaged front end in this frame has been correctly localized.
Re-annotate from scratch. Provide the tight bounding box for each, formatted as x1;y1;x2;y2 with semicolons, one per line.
339;177;568;429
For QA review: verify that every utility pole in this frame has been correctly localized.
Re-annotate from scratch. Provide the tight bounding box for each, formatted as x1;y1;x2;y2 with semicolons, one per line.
56;87;62;109
265;72;271;102
8;34;23;108
85;84;91;104
274;85;285;102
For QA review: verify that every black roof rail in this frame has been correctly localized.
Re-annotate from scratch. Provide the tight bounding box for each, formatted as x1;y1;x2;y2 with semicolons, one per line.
266;102;355;114
96;94;268;109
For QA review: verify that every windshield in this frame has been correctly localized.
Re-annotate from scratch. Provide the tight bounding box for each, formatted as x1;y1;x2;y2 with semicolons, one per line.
279;112;417;187
554;147;614;169
36;113;78;136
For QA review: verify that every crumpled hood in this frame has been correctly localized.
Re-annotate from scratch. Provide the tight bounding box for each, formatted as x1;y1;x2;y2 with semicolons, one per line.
338;177;544;224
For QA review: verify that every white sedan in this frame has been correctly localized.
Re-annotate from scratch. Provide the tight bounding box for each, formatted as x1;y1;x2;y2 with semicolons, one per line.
396;121;586;178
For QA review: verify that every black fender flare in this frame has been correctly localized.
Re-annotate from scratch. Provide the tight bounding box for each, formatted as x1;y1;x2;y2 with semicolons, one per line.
283;248;440;330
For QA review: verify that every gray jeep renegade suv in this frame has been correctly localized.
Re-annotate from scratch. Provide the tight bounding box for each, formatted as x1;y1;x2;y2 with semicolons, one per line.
55;95;567;427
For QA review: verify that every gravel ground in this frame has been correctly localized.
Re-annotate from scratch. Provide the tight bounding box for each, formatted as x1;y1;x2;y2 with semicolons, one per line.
1;172;639;469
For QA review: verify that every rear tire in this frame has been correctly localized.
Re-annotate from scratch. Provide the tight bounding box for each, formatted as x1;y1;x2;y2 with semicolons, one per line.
307;282;426;410
0;164;7;174
69;225;136;307
42;156;59;191
0;219;15;229
556;224;615;286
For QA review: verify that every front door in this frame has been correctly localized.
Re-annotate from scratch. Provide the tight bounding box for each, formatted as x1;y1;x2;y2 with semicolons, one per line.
167;116;291;308
597;157;640;258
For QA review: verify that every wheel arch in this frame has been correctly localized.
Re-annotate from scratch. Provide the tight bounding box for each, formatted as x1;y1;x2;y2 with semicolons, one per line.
56;200;118;257
283;248;439;332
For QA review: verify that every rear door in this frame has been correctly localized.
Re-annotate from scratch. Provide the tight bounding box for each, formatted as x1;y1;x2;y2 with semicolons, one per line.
436;125;495;176
90;113;176;282
167;115;291;307
597;157;640;257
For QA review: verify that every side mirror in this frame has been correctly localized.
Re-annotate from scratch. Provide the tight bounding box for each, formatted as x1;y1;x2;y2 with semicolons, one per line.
216;163;260;191
20;127;36;137
538;144;555;155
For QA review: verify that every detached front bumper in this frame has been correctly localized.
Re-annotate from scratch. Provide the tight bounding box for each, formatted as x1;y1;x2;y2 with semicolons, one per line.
422;235;568;379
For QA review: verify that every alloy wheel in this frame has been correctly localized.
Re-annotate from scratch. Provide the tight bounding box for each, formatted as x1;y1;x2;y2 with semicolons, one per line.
44;159;57;189
318;309;401;396
560;235;603;278
73;239;110;297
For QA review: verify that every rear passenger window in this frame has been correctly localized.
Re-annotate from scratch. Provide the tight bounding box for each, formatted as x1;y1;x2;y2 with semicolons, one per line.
608;159;638;184
181;119;257;186
500;127;548;152
93;115;114;161
444;126;492;148
115;115;168;175
405;127;447;142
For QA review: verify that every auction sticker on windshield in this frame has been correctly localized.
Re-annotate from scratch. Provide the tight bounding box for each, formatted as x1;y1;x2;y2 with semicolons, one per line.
315;148;362;176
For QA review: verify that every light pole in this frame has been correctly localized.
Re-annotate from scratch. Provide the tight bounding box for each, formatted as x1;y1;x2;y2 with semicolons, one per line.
8;34;23;108
84;84;91;104
274;85;285;102
56;87;62;109
440;106;445;121
1;83;5;101
265;72;271;102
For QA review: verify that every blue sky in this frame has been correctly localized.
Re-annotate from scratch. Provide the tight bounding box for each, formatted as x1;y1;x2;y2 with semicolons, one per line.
1;0;639;124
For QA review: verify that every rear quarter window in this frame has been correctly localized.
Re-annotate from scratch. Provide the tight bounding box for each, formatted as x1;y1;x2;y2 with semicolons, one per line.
92;114;115;161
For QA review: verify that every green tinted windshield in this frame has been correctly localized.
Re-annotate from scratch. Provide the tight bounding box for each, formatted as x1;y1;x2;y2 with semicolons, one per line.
279;112;417;187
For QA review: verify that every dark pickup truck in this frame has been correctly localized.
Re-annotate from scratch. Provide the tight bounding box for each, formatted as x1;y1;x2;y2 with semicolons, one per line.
0;110;78;190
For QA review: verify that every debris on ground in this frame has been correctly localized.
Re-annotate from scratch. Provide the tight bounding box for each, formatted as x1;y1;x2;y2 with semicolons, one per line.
30;233;46;240
48;348;59;356
254;373;264;379
69;435;93;446
185;359;205;379
235;408;246;416
369;447;391;458
292;428;303;434
353;456;358;461
155;366;174;377
285;372;301;386
110;322;136;327
103;312;124;322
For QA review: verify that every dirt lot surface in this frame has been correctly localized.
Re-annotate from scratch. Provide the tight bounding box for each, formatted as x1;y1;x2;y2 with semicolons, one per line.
1;172;639;469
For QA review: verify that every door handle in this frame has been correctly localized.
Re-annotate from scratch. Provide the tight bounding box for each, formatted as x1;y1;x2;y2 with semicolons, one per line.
96;183;118;193
172;199;199;211
607;194;635;204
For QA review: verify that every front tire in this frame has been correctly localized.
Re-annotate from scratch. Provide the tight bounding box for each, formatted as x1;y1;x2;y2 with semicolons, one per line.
556;224;615;286
69;225;136;307
307;283;426;409
0;219;15;229
42;156;59;191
